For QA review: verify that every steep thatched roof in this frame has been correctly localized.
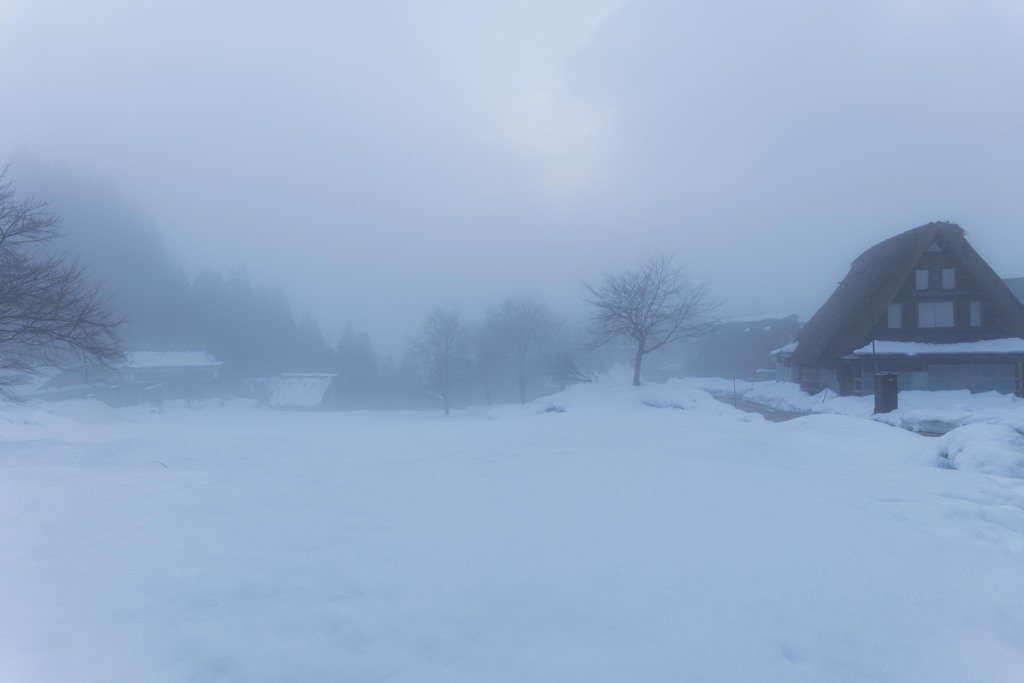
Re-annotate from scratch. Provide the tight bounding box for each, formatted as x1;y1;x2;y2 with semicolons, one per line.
791;222;1024;368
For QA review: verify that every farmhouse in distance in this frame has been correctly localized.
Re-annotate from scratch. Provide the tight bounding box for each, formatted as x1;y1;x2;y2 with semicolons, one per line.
774;222;1024;397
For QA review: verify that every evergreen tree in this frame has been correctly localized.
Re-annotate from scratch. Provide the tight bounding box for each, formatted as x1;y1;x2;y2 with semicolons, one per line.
335;325;380;408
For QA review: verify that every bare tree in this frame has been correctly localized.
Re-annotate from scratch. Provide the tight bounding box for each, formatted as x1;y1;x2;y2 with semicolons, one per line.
0;166;122;398
412;305;467;415
489;295;558;404
467;317;504;405
583;254;719;386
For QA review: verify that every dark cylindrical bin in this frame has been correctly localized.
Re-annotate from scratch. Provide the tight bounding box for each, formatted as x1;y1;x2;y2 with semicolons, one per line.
874;373;898;414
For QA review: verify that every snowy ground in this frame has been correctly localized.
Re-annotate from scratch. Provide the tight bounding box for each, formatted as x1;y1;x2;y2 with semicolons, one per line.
3;378;1024;681
689;376;1024;432
689;377;1024;478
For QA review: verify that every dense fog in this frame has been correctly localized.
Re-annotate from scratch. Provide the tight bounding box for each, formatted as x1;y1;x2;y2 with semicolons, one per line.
2;0;1024;407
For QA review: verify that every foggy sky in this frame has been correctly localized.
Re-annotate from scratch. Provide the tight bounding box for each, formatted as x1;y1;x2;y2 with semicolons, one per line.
3;0;1024;355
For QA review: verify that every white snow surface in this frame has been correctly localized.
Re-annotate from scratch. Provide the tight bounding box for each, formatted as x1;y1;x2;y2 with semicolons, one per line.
118;351;221;368
3;378;1024;681
852;338;1024;356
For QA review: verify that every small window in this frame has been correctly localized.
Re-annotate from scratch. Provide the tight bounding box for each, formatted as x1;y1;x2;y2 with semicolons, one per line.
919;301;954;328
941;268;955;289
927;241;942;253
915;269;929;290
970;300;982;327
887;303;901;329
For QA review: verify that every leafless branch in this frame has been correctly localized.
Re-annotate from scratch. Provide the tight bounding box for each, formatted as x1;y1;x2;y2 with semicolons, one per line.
582;253;720;386
488;295;558;404
0;164;123;400
411;305;467;415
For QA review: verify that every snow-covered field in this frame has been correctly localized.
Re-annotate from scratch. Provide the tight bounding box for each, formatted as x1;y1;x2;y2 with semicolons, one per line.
3;378;1024;682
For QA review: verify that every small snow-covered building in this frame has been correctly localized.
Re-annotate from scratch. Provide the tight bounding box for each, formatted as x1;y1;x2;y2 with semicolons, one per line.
37;351;224;404
114;351;222;385
686;314;801;381
245;373;337;410
775;222;1024;397
110;351;223;405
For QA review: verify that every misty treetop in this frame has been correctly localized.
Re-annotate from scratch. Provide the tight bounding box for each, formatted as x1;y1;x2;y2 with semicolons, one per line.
334;324;381;407
412;306;468;416
406;295;613;414
487;295;559;405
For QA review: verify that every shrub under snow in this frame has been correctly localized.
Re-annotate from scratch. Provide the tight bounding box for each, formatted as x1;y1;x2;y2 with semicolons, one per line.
932;423;1024;478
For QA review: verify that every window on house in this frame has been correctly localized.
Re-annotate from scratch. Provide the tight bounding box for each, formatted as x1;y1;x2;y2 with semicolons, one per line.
927;241;942;252
918;301;954;327
887;303;901;328
941;268;955;289
915;269;929;290
970;300;982;327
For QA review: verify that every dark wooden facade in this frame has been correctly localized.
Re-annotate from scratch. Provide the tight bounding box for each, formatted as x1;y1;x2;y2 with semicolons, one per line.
863;247;1018;345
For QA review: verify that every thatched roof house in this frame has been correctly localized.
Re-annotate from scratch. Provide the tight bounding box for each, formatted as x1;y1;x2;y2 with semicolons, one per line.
775;222;1024;396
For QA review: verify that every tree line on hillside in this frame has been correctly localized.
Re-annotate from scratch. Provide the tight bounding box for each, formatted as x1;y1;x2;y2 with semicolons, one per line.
10;159;338;382
1;160;723;407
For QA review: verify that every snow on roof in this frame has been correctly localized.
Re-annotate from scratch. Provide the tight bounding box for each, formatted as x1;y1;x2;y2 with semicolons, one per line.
851;338;1024;356
118;351;222;369
771;341;798;356
267;374;336;408
723;314;799;324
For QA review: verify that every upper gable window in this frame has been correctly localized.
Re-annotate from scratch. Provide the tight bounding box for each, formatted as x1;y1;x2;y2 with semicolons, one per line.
927;241;942;253
915;269;929;290
941;268;955;289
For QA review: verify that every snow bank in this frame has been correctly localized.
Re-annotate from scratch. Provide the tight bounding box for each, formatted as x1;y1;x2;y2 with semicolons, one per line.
487;375;760;423
0;400;122;443
931;423;1024;478
708;379;1024;437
